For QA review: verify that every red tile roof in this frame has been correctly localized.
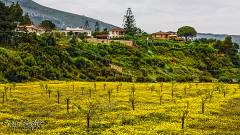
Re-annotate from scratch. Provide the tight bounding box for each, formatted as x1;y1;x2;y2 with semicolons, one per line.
111;28;124;32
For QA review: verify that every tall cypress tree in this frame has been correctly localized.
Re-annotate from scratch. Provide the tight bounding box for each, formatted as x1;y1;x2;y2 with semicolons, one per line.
0;1;16;32
10;2;23;22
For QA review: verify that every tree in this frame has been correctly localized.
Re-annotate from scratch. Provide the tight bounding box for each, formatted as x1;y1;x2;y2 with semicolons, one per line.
78;33;87;40
70;34;77;45
39;20;56;31
223;36;240;66
95;22;100;32
0;1;20;44
20;13;32;25
84;20;89;29
0;1;17;32
123;8;138;36
103;28;108;32
177;26;197;41
223;36;233;53
10;2;23;23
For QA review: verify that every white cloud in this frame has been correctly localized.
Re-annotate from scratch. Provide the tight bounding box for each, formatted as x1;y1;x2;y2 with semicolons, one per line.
33;0;240;34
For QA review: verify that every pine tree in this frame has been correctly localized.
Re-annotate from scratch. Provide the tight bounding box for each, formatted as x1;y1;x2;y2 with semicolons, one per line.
10;2;23;22
123;8;138;36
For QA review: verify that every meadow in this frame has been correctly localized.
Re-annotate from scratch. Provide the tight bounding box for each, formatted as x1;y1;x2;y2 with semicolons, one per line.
0;81;239;134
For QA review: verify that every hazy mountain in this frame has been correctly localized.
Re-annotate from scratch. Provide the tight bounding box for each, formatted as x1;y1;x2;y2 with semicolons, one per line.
1;0;116;30
197;33;240;44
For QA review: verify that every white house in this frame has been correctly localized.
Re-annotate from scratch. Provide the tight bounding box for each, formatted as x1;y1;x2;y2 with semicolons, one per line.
96;28;125;39
63;27;92;37
109;28;124;39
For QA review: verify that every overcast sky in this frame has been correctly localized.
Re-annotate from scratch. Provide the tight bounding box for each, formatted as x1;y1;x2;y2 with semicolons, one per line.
33;0;240;35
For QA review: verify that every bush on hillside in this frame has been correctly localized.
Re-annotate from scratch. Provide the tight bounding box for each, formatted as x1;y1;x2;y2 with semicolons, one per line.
136;76;155;83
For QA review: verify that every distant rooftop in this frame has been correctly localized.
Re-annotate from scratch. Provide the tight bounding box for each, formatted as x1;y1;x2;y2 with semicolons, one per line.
152;31;176;35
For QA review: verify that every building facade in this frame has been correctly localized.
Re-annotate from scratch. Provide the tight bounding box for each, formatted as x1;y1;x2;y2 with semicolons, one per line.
63;27;92;37
109;28;124;39
96;28;125;39
151;31;178;40
16;25;46;35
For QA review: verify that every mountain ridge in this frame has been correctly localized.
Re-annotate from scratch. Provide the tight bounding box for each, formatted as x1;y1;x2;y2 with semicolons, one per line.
1;0;116;30
197;33;240;44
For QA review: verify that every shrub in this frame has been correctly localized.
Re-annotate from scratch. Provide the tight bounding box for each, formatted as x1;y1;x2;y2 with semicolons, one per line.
219;76;232;83
156;75;171;82
75;57;92;69
121;116;136;125
0;72;7;83
113;74;133;82
136;76;155;82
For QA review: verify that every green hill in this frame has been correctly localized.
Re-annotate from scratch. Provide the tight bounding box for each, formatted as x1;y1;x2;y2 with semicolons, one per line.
0;32;239;83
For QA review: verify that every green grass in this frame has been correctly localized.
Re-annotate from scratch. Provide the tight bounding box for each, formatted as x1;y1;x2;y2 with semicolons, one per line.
0;81;239;134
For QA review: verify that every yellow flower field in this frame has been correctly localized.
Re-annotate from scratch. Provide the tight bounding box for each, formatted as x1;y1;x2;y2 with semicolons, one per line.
0;81;239;134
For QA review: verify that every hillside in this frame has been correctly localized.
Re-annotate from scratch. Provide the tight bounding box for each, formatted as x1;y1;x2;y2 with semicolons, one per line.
0;0;116;30
0;32;239;83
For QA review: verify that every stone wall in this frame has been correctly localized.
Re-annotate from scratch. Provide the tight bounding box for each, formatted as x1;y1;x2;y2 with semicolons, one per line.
87;38;134;47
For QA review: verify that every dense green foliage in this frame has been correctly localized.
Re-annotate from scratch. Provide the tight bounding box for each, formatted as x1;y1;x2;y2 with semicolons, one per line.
0;2;17;32
0;1;31;30
0;32;239;83
92;31;109;38
39;20;56;31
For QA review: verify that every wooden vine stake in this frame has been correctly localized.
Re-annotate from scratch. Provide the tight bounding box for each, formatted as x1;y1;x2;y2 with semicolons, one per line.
81;87;84;95
108;89;111;104
2;92;5;104
171;81;174;98
202;97;205;114
57;90;60;104
181;110;189;133
130;85;135;110
66;97;70;113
